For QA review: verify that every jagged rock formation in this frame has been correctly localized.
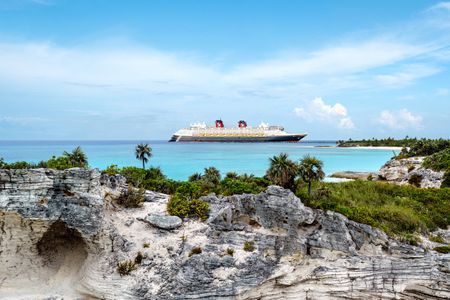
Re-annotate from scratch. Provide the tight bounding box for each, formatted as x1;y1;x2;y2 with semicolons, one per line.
0;168;449;299
379;157;445;188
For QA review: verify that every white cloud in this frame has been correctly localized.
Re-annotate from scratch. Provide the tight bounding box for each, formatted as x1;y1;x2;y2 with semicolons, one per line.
377;109;423;129
375;64;440;87
428;2;450;12
294;97;355;129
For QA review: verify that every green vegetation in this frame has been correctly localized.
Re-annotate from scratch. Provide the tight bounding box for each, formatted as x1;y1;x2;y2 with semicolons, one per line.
226;247;235;256
189;246;202;257
117;259;137;276
243;241;255;252
423;148;450;171
116;184;145;208
166;182;209;220
266;153;298;189
135;143;152;169
298;155;325;195
298;180;450;237
399;139;450;158
337;137;419;147
0;147;88;170
408;174;423;187
429;234;445;244
433;245;450;254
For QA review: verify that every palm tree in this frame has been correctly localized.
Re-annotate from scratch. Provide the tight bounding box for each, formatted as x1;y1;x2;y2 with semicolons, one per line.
63;146;88;168
203;167;221;186
266;153;298;189
298;155;325;195
135;143;152;169
188;172;203;182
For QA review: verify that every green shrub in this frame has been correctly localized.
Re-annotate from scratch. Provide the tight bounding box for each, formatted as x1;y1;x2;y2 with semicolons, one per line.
103;164;120;175
134;251;144;264
117;184;145;208
407;165;415;173
243;241;255;252
117;260;137;276
143;242;150;248
189;246;202;257
298;180;450;236
429;234;445;243
219;178;266;196
423;148;450;171
433;246;450;254
399;233;421;246
167;194;209;221
226;248;235;256
442;171;450;188
46;156;74;170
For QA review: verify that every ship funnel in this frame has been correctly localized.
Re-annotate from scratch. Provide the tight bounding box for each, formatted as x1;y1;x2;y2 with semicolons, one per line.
215;119;224;128
238;120;247;128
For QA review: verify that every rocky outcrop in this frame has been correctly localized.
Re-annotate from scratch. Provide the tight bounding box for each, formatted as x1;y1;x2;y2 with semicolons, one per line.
0;169;449;299
379;157;445;188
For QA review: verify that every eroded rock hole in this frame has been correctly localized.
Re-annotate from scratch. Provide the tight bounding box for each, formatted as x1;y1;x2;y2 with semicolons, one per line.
37;221;88;271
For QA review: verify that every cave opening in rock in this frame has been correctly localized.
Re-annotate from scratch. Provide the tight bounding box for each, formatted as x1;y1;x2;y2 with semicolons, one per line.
37;220;88;272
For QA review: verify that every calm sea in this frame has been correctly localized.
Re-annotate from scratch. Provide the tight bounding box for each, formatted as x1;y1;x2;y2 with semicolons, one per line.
0;140;397;180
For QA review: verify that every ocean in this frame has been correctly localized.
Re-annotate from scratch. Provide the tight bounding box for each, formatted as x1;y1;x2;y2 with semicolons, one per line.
0;140;397;180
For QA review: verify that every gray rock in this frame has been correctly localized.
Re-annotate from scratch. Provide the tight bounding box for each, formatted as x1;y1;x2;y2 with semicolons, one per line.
139;213;182;230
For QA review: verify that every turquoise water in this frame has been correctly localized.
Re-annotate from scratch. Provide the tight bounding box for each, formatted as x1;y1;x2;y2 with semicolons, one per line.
0;141;397;180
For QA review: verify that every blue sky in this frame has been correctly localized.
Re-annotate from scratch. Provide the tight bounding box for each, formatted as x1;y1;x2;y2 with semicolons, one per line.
0;0;449;140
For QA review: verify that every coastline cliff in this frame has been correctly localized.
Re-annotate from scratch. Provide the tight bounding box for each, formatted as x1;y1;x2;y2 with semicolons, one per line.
0;168;449;299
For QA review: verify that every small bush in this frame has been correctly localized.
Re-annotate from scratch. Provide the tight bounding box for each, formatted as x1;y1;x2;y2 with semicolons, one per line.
103;164;120;176
46;156;75;170
407;165;415;173
408;174;423;188
189;246;202;257
134;251;144;264
226;248;235;256
143;242;150;248
399;233;421;246
243;241;255;252
433;245;450;254
367;174;373;181
117;260;137;276
117;184;145;208
429;234;445;244
167;183;209;220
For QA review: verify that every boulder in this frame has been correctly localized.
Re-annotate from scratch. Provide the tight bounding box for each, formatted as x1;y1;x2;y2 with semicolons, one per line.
139;213;182;230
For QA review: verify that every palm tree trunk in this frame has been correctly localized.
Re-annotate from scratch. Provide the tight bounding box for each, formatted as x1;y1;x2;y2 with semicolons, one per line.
142;160;145;170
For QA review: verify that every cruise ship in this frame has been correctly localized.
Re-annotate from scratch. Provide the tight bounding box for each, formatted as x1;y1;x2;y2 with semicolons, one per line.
169;120;307;142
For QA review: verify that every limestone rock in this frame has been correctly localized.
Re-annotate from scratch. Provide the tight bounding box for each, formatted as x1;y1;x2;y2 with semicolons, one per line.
379;157;444;188
0;168;449;299
138;213;182;230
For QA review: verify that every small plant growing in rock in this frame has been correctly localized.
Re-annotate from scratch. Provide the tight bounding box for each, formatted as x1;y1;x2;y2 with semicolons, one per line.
407;165;415;173
143;242;150;248
367;174;373;181
429;234;445;244
243;241;255;252
117;184;145;208
400;233;421;246
134;251;144;264
117;259;137;276
181;234;187;242
226;247;235;256
189;246;202;257
433;245;450;254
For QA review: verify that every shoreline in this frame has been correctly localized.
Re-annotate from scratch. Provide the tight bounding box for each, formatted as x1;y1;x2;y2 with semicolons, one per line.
337;146;403;150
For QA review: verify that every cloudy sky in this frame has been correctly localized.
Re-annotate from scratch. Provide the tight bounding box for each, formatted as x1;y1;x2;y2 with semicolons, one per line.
0;0;449;140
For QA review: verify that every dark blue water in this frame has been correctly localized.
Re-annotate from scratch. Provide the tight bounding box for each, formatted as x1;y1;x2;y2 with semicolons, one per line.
0;140;396;180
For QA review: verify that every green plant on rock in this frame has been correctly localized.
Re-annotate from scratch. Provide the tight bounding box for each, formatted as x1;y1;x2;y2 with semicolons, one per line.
429;234;445;244
117;184;145;208
103;164;120;176
433;245;450;254
243;241;255;252
226;247;235;256
46;155;74;170
117;259;137;276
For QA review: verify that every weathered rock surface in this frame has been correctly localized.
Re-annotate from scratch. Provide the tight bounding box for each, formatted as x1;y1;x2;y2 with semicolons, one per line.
138;214;182;230
379;157;445;188
0;169;449;299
